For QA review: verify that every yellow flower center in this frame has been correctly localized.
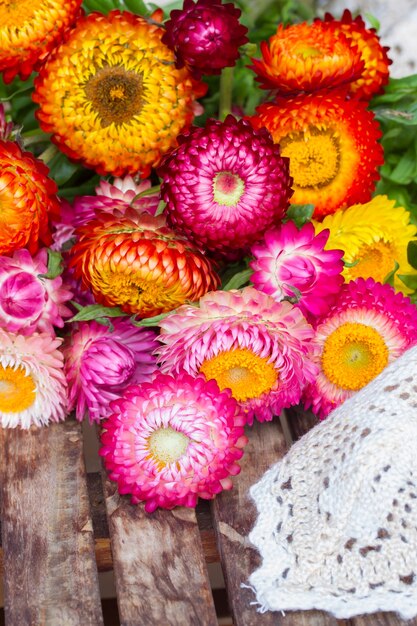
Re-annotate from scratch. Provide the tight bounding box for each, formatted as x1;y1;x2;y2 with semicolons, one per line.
293;44;322;59
0;0;36;27
281;129;340;189
148;427;189;467
106;271;160;307
346;241;395;283
321;322;389;391
200;348;278;402
85;66;144;128
0;365;36;413
213;171;245;207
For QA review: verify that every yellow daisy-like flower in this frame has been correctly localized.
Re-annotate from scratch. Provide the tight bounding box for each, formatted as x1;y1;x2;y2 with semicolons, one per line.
0;0;82;83
313;195;417;294
249;89;384;218
33;10;206;177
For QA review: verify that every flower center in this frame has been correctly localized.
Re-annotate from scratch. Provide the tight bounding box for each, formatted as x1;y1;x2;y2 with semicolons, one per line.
281;129;340;189
212;171;245;207
293;44;322;59
0;0;36;27
200;348;278;402
346;241;395;283
321;322;389;391
0;365;36;413
85;66;144;128
148;427;189;466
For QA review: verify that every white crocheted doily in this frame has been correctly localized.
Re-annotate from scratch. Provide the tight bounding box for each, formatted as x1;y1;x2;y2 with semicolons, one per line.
248;344;417;619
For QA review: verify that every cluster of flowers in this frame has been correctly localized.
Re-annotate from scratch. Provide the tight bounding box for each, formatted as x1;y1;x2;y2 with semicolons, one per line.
1;0;417;512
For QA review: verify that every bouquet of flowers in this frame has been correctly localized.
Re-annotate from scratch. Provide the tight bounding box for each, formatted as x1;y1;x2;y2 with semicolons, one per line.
1;0;417;513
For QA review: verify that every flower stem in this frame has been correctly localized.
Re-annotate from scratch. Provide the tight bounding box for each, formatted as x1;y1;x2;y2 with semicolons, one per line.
219;67;234;121
38;144;58;164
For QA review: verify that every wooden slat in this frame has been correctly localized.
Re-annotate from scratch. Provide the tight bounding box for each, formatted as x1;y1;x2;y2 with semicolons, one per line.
0;420;103;626
212;418;341;626
288;409;417;626
103;476;218;626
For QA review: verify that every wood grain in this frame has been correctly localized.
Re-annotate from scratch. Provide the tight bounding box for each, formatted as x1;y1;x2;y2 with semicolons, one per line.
211;418;341;626
103;476;218;626
0;420;103;626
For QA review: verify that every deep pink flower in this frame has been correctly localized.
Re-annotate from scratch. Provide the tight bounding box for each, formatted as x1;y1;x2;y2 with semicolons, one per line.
162;0;248;77
302;278;417;418
157;286;318;424
0;248;72;336
100;371;248;512
63;319;158;423
250;221;344;321
159;115;293;259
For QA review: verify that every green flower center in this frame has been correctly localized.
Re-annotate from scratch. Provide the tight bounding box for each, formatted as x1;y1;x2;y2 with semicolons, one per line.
213;171;245;207
85;65;144;128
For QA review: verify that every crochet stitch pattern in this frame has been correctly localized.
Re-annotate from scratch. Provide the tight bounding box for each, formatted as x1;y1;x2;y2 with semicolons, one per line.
248;343;417;619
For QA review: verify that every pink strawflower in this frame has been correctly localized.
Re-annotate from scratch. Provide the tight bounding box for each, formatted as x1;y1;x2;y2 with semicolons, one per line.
100;371;248;512
0;329;67;428
159;115;293;258
157;286;318;424
250;221;345;321
0;248;72;336
64;319;159;423
162;0;248;78
0;103;14;140
302;278;417;418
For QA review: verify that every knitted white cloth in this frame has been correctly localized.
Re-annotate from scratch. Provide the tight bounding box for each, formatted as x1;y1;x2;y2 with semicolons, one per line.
248;344;417;619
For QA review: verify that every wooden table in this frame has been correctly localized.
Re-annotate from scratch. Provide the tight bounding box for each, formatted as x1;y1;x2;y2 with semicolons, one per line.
0;411;416;625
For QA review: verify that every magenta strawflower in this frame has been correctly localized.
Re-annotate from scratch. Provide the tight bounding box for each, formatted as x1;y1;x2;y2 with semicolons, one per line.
157;286;318;424
0;329;67;428
64;319;158;423
100;371;248;512
0;248;72;336
250;221;345;321
162;0;248;77
302;278;417;418
159;115;293;258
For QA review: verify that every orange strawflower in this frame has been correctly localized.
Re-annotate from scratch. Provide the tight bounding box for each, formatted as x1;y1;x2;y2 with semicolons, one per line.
0;0;82;84
70;211;220;318
251;20;364;94
318;10;391;100
0;140;60;255
249;90;384;218
33;10;206;177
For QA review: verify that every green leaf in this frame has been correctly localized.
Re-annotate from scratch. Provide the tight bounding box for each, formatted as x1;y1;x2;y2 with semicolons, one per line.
364;12;380;31
38;249;64;279
408;241;417;269
387;146;416;185
284;204;315;227
222;268;253;291
383;260;400;287
67;304;127;323
129;311;174;327
122;0;148;13
398;273;417;290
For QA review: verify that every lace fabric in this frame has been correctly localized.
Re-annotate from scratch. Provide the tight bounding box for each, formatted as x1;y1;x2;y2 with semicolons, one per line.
249;344;417;619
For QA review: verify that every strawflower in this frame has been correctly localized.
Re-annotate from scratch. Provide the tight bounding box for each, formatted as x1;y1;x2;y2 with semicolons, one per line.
313;195;417;294
249;90;384;218
250;221;344;320
159;115;292;258
157;287;318;424
100;371;248;511
33;10;206;177
318;10;391;100
0;329;67;429
0;140;60;255
251;19;363;93
0;0;82;84
64;319;158;423
70;210;220;317
0;248;72;336
303;278;417;418
162;0;248;77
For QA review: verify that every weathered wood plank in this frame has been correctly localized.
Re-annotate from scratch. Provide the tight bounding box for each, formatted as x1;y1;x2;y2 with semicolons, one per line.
103;476;218;626
212;418;341;626
288;409;417;626
0;420;103;626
